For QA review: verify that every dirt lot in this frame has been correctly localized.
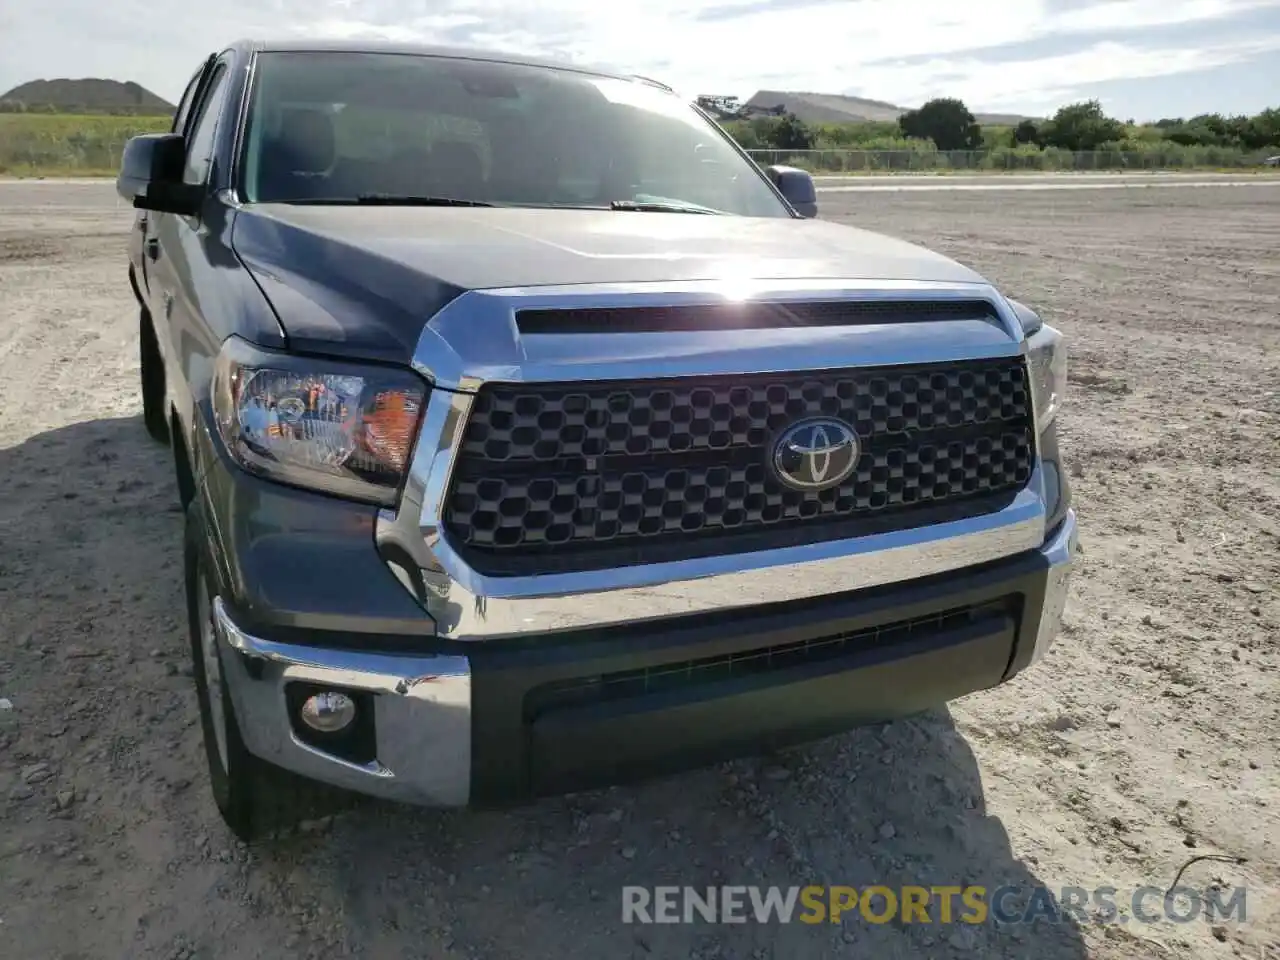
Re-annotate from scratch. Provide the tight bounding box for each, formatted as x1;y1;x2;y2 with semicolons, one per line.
0;181;1277;960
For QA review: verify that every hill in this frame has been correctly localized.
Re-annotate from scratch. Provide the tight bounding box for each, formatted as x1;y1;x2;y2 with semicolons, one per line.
744;89;1032;126
0;78;174;115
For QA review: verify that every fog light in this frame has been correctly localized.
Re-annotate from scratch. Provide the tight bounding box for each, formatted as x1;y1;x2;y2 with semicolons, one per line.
300;691;357;733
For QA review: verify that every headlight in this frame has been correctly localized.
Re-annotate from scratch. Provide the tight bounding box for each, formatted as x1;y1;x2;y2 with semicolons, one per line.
1026;322;1066;428
212;338;427;505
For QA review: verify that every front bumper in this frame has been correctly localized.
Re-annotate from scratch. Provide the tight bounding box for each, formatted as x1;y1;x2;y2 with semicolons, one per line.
214;510;1077;809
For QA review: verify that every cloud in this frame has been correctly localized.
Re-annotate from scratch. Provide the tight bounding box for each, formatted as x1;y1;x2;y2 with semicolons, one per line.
302;15;485;44
1;0;1278;114
1048;0;1276;33
854;37;1280;114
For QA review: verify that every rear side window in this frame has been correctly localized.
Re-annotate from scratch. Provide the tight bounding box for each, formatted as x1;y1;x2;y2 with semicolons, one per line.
183;64;231;185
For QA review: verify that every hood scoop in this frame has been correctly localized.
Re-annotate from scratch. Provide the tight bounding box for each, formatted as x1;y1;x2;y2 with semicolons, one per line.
514;299;1000;335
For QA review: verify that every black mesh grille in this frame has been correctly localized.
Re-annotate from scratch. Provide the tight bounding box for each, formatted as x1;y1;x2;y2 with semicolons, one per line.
445;357;1034;575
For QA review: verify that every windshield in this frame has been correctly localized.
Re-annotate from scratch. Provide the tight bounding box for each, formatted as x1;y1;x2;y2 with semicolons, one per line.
239;51;791;218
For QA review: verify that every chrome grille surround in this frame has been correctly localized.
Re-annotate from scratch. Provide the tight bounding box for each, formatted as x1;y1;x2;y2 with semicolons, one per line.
374;278;1052;639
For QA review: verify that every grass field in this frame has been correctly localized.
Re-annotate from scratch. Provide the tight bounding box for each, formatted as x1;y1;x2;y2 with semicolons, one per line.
0;114;170;177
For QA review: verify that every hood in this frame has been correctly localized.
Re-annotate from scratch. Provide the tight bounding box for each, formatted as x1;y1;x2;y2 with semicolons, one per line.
231;205;989;365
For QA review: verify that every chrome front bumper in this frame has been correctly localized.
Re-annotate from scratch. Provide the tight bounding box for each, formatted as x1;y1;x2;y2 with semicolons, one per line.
214;598;471;807
1026;509;1079;666
214;510;1077;809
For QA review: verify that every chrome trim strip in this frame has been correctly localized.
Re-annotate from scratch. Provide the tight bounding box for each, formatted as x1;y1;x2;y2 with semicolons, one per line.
388;485;1045;639
213;597;472;806
374;277;1047;639
413;279;1027;390
224;47;257;206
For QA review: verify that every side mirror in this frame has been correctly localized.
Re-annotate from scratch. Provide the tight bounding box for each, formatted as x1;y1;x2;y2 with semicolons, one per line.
766;164;818;218
117;133;202;216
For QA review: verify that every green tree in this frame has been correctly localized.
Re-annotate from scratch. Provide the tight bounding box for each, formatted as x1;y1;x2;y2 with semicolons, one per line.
1165;121;1219;147
1237;108;1280;149
713;99;1280;165
898;98;982;150
722;119;761;149
1013;119;1041;146
1042;100;1125;151
771;112;814;151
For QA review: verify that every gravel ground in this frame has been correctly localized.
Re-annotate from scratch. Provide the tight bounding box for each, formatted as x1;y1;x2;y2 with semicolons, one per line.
0;181;1277;960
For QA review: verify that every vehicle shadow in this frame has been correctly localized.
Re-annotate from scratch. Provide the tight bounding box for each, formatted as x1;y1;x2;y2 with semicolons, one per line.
1;415;1091;960
319;714;1095;960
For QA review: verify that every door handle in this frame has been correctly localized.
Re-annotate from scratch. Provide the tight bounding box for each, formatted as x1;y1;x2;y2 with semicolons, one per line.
145;237;160;261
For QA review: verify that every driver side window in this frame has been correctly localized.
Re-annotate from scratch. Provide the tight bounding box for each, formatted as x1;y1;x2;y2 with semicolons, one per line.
183;64;231;185
170;60;211;136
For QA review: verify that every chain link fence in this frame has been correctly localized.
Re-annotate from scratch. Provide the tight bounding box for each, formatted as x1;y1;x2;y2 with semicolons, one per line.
746;147;1277;173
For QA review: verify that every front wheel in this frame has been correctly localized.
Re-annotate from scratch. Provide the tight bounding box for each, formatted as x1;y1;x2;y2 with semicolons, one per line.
184;505;358;841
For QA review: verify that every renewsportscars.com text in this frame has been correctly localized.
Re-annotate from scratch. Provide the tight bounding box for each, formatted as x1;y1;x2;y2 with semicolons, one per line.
621;884;1248;926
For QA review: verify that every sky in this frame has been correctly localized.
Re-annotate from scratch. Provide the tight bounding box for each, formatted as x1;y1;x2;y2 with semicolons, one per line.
1;0;1278;121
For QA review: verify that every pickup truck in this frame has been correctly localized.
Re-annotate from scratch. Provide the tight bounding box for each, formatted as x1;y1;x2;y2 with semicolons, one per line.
118;39;1076;841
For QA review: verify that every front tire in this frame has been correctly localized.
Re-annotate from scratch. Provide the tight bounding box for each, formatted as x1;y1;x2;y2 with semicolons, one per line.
184;504;359;842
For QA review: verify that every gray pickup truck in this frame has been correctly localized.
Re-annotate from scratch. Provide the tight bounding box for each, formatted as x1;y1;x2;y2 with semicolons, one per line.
117;39;1076;841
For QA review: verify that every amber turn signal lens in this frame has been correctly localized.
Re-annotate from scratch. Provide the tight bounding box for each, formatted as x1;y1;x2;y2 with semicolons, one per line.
362;390;420;472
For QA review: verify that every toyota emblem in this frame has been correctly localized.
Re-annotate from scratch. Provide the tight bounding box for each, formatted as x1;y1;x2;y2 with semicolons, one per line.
771;417;860;491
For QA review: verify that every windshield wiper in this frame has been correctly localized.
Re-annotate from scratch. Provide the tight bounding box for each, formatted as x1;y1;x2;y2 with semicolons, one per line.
354;194;494;207
610;199;722;215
